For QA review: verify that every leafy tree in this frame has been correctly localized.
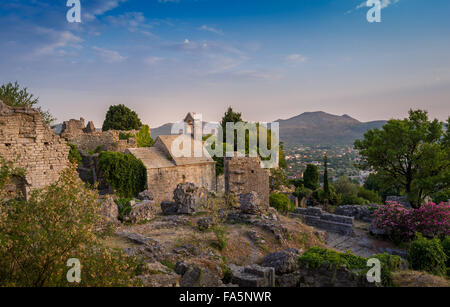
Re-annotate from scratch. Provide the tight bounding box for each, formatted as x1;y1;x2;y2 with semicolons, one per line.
102;104;143;131
220;107;243;143
0;81;55;125
0;164;142;287
355;110;450;208
270;168;289;192
269;193;295;213
364;173;401;201
304;164;319;190
323;154;330;199
135;125;154;148
67;143;82;164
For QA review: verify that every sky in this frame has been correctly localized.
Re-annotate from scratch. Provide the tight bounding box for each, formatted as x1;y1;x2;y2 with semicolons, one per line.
0;0;449;128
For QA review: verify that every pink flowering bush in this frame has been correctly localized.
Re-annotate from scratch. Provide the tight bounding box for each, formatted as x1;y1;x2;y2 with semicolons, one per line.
372;201;450;242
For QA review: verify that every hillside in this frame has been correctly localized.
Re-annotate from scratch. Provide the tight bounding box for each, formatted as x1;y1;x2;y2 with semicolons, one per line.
276;111;386;146
150;111;386;146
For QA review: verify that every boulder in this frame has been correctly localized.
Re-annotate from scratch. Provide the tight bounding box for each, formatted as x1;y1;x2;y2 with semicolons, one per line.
261;249;302;275
174;183;202;215
229;264;275;287
239;191;262;215
98;195;119;223
180;266;223;287
127;200;157;224
161;201;179;215
138;190;154;201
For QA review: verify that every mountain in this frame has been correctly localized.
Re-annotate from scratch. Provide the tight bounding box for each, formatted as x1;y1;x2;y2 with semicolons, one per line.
276;111;386;146
151;111;387;146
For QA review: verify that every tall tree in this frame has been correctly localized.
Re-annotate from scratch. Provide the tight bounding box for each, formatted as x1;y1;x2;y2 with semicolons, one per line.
102;104;143;131
0;81;55;125
304;164;319;190
354;110;450;208
323;154;330;199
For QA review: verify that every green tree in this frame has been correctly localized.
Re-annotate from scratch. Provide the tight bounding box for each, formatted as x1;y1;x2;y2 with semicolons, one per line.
304;164;319;190
0;164;142;287
355;110;450;208
135;125;154;148
102;104;143;131
220;106;243;144
323;154;330;200
0;81;55;125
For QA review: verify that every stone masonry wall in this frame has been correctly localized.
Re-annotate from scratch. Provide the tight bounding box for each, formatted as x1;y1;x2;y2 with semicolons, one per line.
0;101;69;198
292;207;354;236
60;118;137;155
147;163;216;204
225;155;270;209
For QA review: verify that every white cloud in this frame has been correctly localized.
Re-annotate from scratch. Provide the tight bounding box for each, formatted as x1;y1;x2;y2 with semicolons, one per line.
84;0;128;22
32;28;83;57
348;0;401;14
92;46;126;63
144;56;164;65
285;54;307;64
106;12;157;37
199;25;224;35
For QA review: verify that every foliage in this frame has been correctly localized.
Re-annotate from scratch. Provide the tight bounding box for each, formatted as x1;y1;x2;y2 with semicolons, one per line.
269;168;289;191
115;198;132;222
220;106;243;144
341;193;369;206
407;234;447;277
298;247;401;287
88;145;104;156
269;193;295;213
0;81;55;125
304;164;319;190
293;186;311;201
119;132;133;140
355;110;450;208
364;173;402;201
357;187;382;204
441;236;450;269
372;201;450;242
135;125;154;148
98;151;147;198
0;165;142;287
67;143;82;164
433;189;450;204
102;104;143;131
211;225;228;251
323;154;330;199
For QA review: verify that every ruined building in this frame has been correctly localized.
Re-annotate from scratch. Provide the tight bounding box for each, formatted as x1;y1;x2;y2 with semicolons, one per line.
0;100;69;198
127;113;216;204
225;154;270;208
59;118;138;155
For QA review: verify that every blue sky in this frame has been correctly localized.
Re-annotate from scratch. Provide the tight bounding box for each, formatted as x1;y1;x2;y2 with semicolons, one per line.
1;0;449;127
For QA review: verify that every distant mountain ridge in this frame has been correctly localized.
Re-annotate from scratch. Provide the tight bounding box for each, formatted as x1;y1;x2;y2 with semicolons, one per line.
151;111;387;146
276;111;386;145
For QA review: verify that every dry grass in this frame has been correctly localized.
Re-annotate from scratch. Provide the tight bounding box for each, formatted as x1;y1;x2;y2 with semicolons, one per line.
392;270;450;287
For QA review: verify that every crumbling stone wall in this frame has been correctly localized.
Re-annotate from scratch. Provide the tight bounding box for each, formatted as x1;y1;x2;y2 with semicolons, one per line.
147;164;215;204
60;118;137;155
292;207;354;236
224;155;270;208
0;100;69;198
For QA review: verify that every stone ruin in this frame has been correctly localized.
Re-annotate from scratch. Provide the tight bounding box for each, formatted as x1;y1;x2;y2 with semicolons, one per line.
59;118;138;155
161;183;207;215
292;207;355;236
224;154;270;210
0;100;69;198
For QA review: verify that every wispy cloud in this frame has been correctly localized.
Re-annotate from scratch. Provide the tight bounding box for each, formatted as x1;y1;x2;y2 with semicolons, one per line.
285;53;307;65
31;28;83;58
347;0;401;14
199;25;224;35
144;56;165;65
105;12;157;37
84;0;128;22
92;46;126;63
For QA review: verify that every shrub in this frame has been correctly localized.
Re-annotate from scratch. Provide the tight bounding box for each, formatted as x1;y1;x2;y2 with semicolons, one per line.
372;201;450;242
298;247;400;287
294;186;311;201
211;225;227;251
115;198;132;222
0;166;142;287
135;125;154;148
98;151;147;198
407;234;447;277
441;236;450;268
67;143;82;164
270;193;295;213
119;132;133;140
357;187;382;204
341;193;369;206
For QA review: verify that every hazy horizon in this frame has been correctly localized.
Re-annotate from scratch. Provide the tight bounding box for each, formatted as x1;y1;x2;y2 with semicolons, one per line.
1;0;449;127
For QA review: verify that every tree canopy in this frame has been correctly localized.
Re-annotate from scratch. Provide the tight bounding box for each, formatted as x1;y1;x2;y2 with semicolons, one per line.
304;164;319;190
355;110;450;208
102;104;143;131
0;82;55;125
